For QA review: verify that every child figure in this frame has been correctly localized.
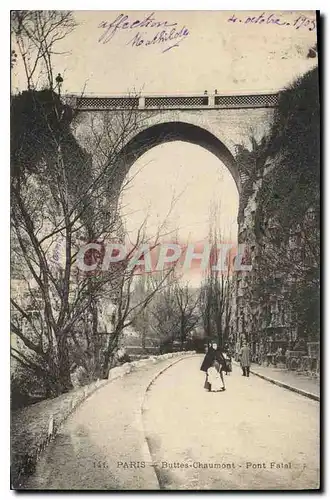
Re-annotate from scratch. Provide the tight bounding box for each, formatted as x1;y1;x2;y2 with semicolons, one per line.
207;360;224;392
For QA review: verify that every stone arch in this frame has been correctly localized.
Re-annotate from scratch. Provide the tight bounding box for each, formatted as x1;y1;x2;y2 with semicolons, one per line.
116;121;240;193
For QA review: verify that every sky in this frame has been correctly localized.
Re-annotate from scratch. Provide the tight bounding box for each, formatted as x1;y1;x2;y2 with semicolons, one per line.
12;10;317;95
120;142;239;240
11;10;318;284
120;142;239;286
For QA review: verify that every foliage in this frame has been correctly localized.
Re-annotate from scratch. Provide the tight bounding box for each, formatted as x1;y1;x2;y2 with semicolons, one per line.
235;67;320;344
11;89;87;187
11;364;46;410
258;67;320;234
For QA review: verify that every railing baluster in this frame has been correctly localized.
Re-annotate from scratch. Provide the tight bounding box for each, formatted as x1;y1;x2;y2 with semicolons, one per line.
66;93;279;110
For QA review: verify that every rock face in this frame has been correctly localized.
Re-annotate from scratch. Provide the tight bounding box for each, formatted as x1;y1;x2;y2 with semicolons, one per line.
233;164;318;363
234;67;320;362
233;153;296;356
233;165;262;352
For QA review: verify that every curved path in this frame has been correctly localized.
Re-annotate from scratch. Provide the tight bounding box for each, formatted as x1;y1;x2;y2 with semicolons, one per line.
143;356;319;490
23;356;186;490
23;355;319;490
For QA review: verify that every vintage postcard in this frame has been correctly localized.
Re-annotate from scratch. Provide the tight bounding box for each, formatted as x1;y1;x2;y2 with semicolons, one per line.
10;10;320;491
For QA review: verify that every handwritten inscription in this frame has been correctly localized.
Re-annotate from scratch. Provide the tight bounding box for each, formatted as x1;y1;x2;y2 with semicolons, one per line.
227;12;316;31
98;12;189;52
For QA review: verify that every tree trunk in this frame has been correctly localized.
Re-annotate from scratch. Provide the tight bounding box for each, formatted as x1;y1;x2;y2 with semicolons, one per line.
180;314;184;349
57;336;73;393
102;350;111;379
58;365;73;393
141;312;146;350
102;331;119;379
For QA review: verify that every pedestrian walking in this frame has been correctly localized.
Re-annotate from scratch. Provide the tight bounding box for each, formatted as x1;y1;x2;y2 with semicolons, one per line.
239;342;251;377
200;342;226;391
200;343;216;390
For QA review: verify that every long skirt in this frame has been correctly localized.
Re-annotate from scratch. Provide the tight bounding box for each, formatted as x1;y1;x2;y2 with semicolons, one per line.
209;376;223;392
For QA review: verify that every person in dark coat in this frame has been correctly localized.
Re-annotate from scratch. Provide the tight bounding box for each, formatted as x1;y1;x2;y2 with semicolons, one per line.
200;342;226;391
200;344;216;371
200;343;216;390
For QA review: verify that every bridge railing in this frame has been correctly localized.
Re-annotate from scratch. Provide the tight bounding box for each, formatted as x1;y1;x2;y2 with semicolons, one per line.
63;93;279;111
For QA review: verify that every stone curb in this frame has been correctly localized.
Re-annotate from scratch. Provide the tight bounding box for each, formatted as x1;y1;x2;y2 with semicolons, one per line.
141;353;198;490
144;352;196;395
12;351;196;488
232;361;320;402
249;369;320;402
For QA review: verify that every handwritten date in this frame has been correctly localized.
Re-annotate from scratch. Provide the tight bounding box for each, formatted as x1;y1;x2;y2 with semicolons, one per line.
227;12;316;31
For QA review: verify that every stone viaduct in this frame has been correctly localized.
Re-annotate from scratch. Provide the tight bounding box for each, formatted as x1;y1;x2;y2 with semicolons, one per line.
62;91;286;355
66;92;279;195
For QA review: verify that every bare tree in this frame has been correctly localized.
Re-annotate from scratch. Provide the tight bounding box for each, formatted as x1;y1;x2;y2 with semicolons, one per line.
11;11;77;90
200;211;234;347
133;271;200;353
10;11;165;396
11;10;188;398
98;237;179;378
173;282;200;349
11;96;179;392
